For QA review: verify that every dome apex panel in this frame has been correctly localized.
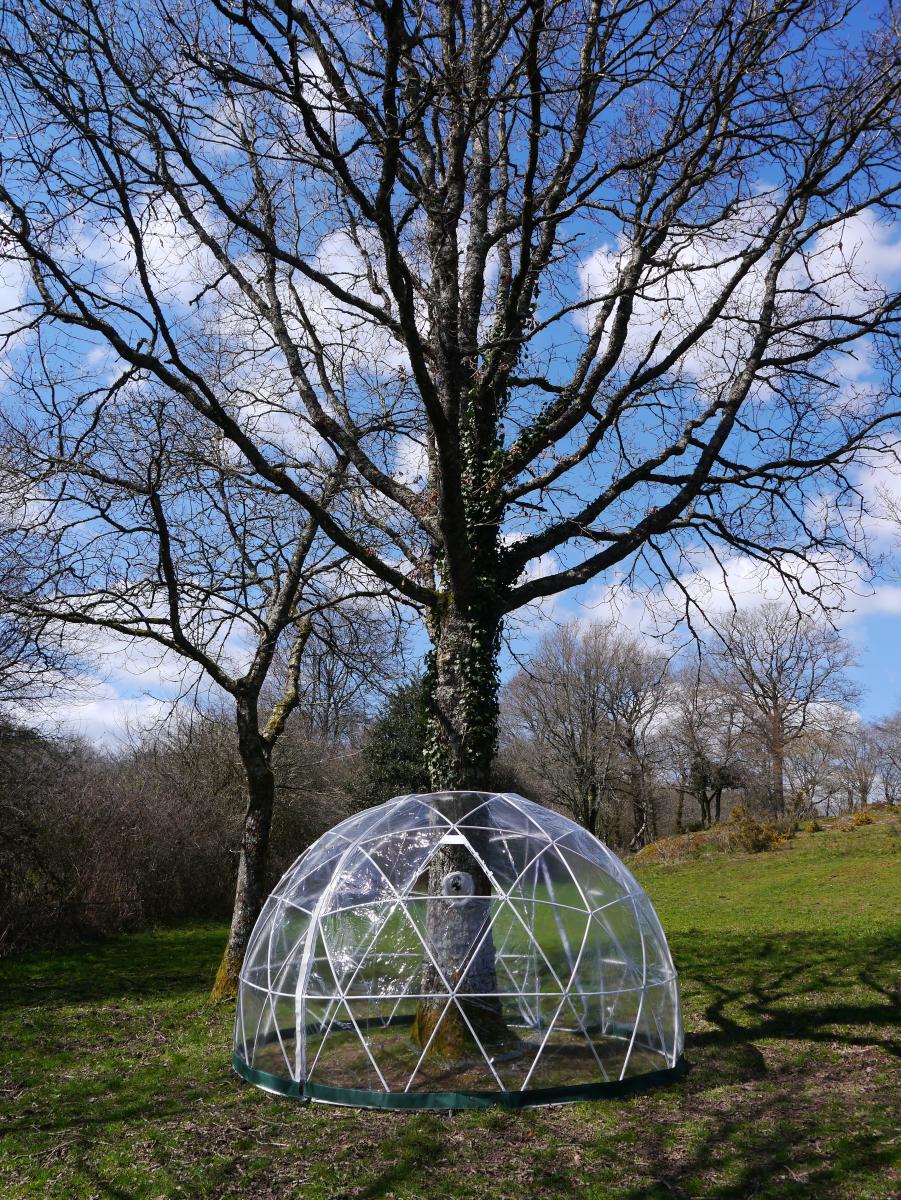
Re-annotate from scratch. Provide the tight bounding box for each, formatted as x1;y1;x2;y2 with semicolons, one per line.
233;791;684;1109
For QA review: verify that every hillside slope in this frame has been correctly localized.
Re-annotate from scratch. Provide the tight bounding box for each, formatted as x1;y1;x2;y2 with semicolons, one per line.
1;813;898;1199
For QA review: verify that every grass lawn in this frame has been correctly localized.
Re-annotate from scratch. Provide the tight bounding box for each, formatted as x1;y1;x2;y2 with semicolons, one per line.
1;814;898;1199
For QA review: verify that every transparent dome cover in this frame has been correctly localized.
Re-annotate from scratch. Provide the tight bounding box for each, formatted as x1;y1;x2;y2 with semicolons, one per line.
233;792;683;1109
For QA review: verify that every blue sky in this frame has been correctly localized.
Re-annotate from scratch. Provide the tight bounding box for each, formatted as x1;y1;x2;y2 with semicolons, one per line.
36;534;901;745
854;610;901;717
5;0;899;743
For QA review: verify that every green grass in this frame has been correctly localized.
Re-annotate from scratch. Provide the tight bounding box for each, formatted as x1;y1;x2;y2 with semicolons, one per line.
1;815;899;1199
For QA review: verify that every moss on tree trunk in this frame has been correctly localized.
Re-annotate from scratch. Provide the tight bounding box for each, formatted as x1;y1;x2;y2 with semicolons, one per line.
413;603;512;1059
211;700;275;1002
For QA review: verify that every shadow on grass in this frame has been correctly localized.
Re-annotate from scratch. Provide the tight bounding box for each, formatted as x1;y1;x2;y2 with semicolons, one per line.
0;924;227;1009
680;932;900;1073
347;932;899;1200
1;1065;239;1138
2;928;898;1200
614;1079;897;1200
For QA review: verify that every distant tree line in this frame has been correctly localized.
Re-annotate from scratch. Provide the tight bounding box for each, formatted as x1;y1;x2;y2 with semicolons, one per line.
503;603;893;848
0;693;367;955
3;597;898;956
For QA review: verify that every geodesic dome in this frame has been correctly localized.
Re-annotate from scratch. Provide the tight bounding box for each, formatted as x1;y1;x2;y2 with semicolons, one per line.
233;791;684;1109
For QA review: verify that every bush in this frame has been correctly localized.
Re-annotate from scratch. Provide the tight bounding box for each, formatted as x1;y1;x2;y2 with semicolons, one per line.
633;808;792;865
632;825;731;866
0;710;360;957
801;819;822;833
839;810;875;831
727;805;786;854
0;718;245;955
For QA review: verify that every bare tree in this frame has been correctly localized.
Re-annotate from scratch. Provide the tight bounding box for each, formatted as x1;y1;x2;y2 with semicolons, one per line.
506;623;623;842
1;0;898;1050
0;527;79;709
0;602;73;709
834;719;881;811
664;667;745;828
874;711;901;804
783;714;846;815
0;391;401;995
506;620;670;846
707;603;858;816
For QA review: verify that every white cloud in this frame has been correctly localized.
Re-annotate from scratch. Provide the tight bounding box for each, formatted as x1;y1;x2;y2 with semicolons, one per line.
856;584;901;616
27;623;233;746
576;549;860;643
70;194;218;310
578;200;901;396
570;540;901;654
814;209;901;292
0;233;31;374
852;454;901;548
32;686;179;747
393;434;429;486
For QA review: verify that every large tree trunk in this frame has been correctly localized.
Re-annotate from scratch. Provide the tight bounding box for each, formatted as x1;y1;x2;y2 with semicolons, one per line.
412;601;512;1059
423;599;499;789
410;792;510;1058
211;697;276;1001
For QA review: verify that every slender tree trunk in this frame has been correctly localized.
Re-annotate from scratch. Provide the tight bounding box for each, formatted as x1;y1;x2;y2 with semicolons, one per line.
628;744;647;849
770;713;785;818
587;778;600;839
412;600;512;1058
211;697;275;1001
647;770;658;841
675;784;685;835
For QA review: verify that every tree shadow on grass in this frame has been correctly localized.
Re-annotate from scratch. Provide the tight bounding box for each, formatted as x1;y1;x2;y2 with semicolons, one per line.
681;931;900;1070
4;929;897;1200
616;931;899;1199
614;1076;897;1200
348;932;899;1200
0;924;227;1009
350;1117;449;1200
2;1067;235;1137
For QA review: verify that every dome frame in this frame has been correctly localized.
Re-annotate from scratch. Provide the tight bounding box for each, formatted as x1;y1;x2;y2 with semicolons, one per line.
233;791;684;1110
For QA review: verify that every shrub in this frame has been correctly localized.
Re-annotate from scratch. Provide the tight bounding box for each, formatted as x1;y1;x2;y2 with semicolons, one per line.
839;810;875;831
632;824;731;866
633;809;793;865
801;819;822;834
727;805;785;854
0;711;360;956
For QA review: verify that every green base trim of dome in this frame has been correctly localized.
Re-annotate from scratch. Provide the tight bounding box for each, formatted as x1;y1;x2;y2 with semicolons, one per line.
232;1051;686;1110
